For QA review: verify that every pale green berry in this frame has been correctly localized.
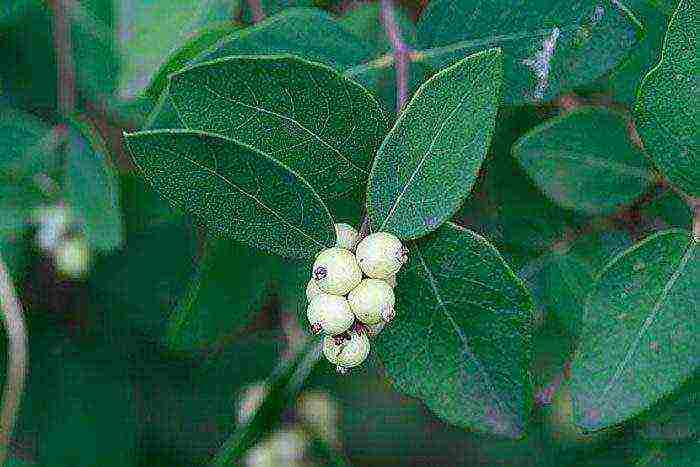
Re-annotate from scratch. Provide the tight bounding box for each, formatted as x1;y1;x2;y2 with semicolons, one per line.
306;279;321;302
54;237;91;279
334;223;358;250
323;331;370;372
355;232;408;279
312;247;362;295
366;321;385;337
306;293;354;335
347;278;395;325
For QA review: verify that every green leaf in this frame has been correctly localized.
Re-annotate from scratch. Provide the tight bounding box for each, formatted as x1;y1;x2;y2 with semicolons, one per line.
240;0;314;24
169;55;387;200
571;230;699;431
212;338;322;465
375;223;534;437
634;0;698;197
513;107;654;215
144;21;243;100
65;117;123;252
639;190;693;235
166;236;281;351
636;374;699;442
198;8;375;69
636;440;700;466
417;0;641;104
368;48;502;240
124;130;335;258
523;228;632;336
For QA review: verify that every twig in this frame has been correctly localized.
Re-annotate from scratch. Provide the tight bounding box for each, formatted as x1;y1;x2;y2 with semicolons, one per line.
246;0;265;23
0;256;28;465
692;199;700;242
380;0;410;111
52;0;77;116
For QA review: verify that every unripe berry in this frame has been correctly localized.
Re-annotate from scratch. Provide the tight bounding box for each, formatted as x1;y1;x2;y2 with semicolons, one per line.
334;223;358;251
347;278;395;325
306;279;321;302
323;331;370;372
306;293;354;336
54;237;91;279
355;232;408;279
312;247;362;295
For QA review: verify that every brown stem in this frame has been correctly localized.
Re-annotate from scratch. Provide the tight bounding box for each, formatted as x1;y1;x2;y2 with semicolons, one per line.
380;0;410;112
0;256;28;465
246;0;265;23
52;0;77;116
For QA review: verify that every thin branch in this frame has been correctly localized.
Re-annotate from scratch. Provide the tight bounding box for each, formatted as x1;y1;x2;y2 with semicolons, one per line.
380;0;410;111
246;0;265;23
0;256;28;465
52;0;77;116
693;199;700;242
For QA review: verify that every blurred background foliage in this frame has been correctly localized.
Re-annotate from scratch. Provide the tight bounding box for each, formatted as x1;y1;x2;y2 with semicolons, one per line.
0;0;696;465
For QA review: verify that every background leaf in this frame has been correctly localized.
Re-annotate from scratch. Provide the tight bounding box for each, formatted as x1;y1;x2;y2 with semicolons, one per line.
368;48;502;240
169;55;387;200
512;106;654;215
571;229;699;431
65;117;124;252
375;223;534;437
634;0;698;197
124;130;335;257
417;0;641;104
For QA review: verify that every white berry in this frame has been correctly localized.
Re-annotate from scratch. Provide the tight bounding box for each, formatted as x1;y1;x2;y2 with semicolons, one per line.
386;275;397;288
306;279;321;302
334;223;358;251
306;293;354;336
347;279;395;324
312;247;362;295
54;237;91;279
323;331;370;371
355;232;408;279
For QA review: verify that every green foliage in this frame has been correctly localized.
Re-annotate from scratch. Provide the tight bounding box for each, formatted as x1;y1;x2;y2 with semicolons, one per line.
417;0;641;104
571;230;699;431
513;106;654;215
368;49;502;239
124;130;335;257
375;223;534;437
64;117;123;252
634;0;698;197
169;55;387;200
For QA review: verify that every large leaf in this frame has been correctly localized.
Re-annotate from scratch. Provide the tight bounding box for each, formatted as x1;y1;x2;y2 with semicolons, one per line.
571;230;699;431
634;0;698;197
417;0;641;104
636;374;699;442
124;130;335;257
375;223;534;437
635;441;700;466
368;49;503;240
65;117;123;252
512;106;654;215
169;55;387;200
166;236;281;351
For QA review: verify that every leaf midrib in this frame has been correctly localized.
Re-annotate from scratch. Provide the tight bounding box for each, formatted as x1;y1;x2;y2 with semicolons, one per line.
416;246;517;421
596;238;696;409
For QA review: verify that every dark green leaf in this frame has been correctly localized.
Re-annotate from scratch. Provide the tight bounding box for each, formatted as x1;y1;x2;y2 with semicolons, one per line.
417;0;641;104
166;236;281;351
169;55;387;200
636;374;699;442
124;130;335;257
65;117;123;252
571;230;699;431
368;48;502;240
636;440;700;466
639;189;693;235
240;0;314;24
212;338;322;465
634;0;698;197
376;223;534;437
513;106;654;215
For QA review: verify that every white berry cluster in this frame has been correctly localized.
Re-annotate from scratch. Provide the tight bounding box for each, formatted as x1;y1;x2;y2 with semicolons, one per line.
305;223;408;374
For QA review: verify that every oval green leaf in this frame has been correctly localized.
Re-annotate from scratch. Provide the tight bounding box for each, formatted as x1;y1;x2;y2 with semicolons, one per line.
169;55;387;200
634;0;698;197
571;229;699;431
124;129;335;258
375;223;534;437
512;106;654;215
368;48;503;240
